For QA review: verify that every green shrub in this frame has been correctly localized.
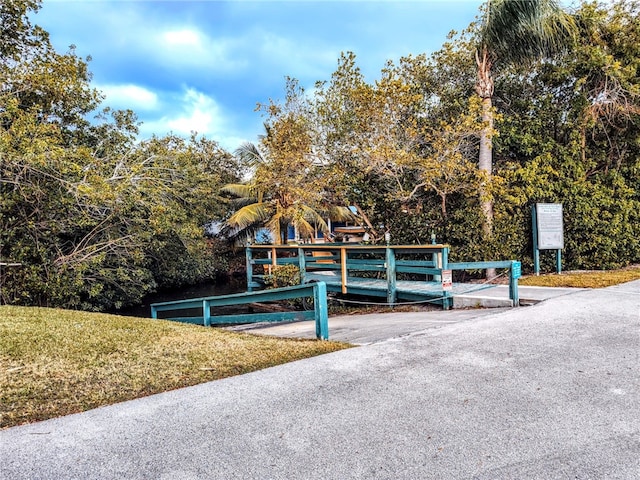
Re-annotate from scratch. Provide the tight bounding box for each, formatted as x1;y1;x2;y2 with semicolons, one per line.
263;264;302;289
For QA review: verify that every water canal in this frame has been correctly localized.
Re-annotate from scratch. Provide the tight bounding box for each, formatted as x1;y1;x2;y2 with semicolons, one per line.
114;278;245;318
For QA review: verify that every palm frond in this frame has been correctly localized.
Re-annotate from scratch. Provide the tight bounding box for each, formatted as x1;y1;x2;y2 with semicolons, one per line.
295;216;317;238
264;213;284;245
327;205;359;223
298;205;329;233
220;183;256;200
234;142;265;169
219;222;265;245
226;202;273;229
481;0;576;65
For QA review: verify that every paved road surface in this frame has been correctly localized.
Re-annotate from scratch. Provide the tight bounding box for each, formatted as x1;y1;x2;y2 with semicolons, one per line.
228;307;510;344
1;281;638;479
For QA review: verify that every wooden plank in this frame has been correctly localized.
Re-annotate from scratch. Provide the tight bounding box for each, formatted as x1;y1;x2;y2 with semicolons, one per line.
395;266;441;275
152;282;330;340
340;247;347;294
248;244;450;252
448;261;513;270
244;245;518;311
252;258;299;265
433;252;442;282
203;299;211;327
209;311;314;324
386;247;396;304
347;265;386;273
297;247;306;279
246;247;254;292
306;262;342;270
314;281;329;340
395;260;436;267
346;258;385;266
311;250;337;264
157;316;206;325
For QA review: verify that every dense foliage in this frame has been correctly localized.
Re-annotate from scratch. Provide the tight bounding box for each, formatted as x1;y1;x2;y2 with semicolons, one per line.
0;0;241;310
2;0;638;311
242;0;639;270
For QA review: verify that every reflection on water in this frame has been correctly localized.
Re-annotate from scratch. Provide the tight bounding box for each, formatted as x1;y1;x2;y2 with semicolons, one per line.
114;278;246;318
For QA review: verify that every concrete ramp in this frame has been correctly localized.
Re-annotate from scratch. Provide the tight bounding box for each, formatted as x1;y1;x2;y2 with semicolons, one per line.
230;286;585;344
453;285;586;308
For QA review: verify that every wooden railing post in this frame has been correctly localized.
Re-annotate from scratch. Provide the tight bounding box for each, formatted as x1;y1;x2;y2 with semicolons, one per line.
340;247;347;294
246;245;254;292
298;247;306;282
433;248;442;282
314;281;329;340
386;247;397;305
509;261;521;307
152;282;330;340
203;299;211;327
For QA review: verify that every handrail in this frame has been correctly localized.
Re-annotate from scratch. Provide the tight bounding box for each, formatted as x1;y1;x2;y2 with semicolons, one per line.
151;282;330;340
448;260;521;306
246;244;521;308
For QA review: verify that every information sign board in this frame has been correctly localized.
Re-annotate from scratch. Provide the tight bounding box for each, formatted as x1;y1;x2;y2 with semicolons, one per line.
441;269;452;291
536;203;564;250
511;261;521;279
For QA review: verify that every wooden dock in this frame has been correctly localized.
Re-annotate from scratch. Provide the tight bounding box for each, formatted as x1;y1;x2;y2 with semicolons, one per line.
246;244;521;309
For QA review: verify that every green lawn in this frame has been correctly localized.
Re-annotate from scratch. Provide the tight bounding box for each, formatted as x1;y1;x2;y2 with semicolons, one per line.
519;265;640;288
4;266;639;429
0;306;351;429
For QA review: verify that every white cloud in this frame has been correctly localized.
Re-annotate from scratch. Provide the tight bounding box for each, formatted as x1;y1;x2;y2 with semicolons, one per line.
98;84;159;111
137;87;255;151
166;88;219;135
163;29;202;47
155;27;247;73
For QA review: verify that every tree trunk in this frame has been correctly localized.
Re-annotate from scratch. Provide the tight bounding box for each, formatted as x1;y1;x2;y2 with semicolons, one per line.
479;95;494;239
476;48;496;279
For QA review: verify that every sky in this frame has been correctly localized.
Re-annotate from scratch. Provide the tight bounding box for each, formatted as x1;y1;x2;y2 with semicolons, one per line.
34;0;485;152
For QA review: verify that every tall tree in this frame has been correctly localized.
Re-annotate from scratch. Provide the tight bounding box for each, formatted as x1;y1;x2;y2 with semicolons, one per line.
223;79;354;245
475;0;575;239
0;1;242;309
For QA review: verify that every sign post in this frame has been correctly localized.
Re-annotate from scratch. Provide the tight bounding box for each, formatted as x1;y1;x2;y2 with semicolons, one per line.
441;269;453;292
532;203;564;275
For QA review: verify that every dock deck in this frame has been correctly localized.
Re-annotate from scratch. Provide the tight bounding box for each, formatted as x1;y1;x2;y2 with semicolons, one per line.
247;244;521;309
304;271;498;304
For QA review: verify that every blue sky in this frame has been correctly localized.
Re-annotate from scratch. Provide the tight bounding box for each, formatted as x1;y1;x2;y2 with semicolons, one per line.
35;0;484;151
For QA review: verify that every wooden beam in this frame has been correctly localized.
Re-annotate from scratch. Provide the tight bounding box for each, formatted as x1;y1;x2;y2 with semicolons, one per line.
340;247;347;294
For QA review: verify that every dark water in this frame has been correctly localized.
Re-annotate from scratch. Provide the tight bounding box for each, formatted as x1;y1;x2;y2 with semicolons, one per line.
114;278;246;318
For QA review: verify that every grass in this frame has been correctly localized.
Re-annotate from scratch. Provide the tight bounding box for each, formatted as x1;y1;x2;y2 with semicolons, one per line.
519;265;640;288
0;306;351;429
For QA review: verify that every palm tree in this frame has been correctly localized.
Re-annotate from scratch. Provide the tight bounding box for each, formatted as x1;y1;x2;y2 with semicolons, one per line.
222;142;355;245
475;0;575;239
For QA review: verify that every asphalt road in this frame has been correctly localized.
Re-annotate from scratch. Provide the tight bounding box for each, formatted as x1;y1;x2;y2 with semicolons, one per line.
1;281;638;479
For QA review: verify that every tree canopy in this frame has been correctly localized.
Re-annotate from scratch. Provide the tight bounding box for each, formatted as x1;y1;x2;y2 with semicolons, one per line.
2;0;639;311
1;0;242;309
233;0;639;270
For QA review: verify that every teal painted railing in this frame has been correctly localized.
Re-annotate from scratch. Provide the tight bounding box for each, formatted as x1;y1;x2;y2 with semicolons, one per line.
150;282;330;340
448;260;521;306
246;244;521;308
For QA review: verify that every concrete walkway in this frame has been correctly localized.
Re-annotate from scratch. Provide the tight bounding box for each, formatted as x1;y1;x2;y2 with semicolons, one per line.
230;307;510;345
1;282;639;479
454;284;585;308
231;285;585;344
